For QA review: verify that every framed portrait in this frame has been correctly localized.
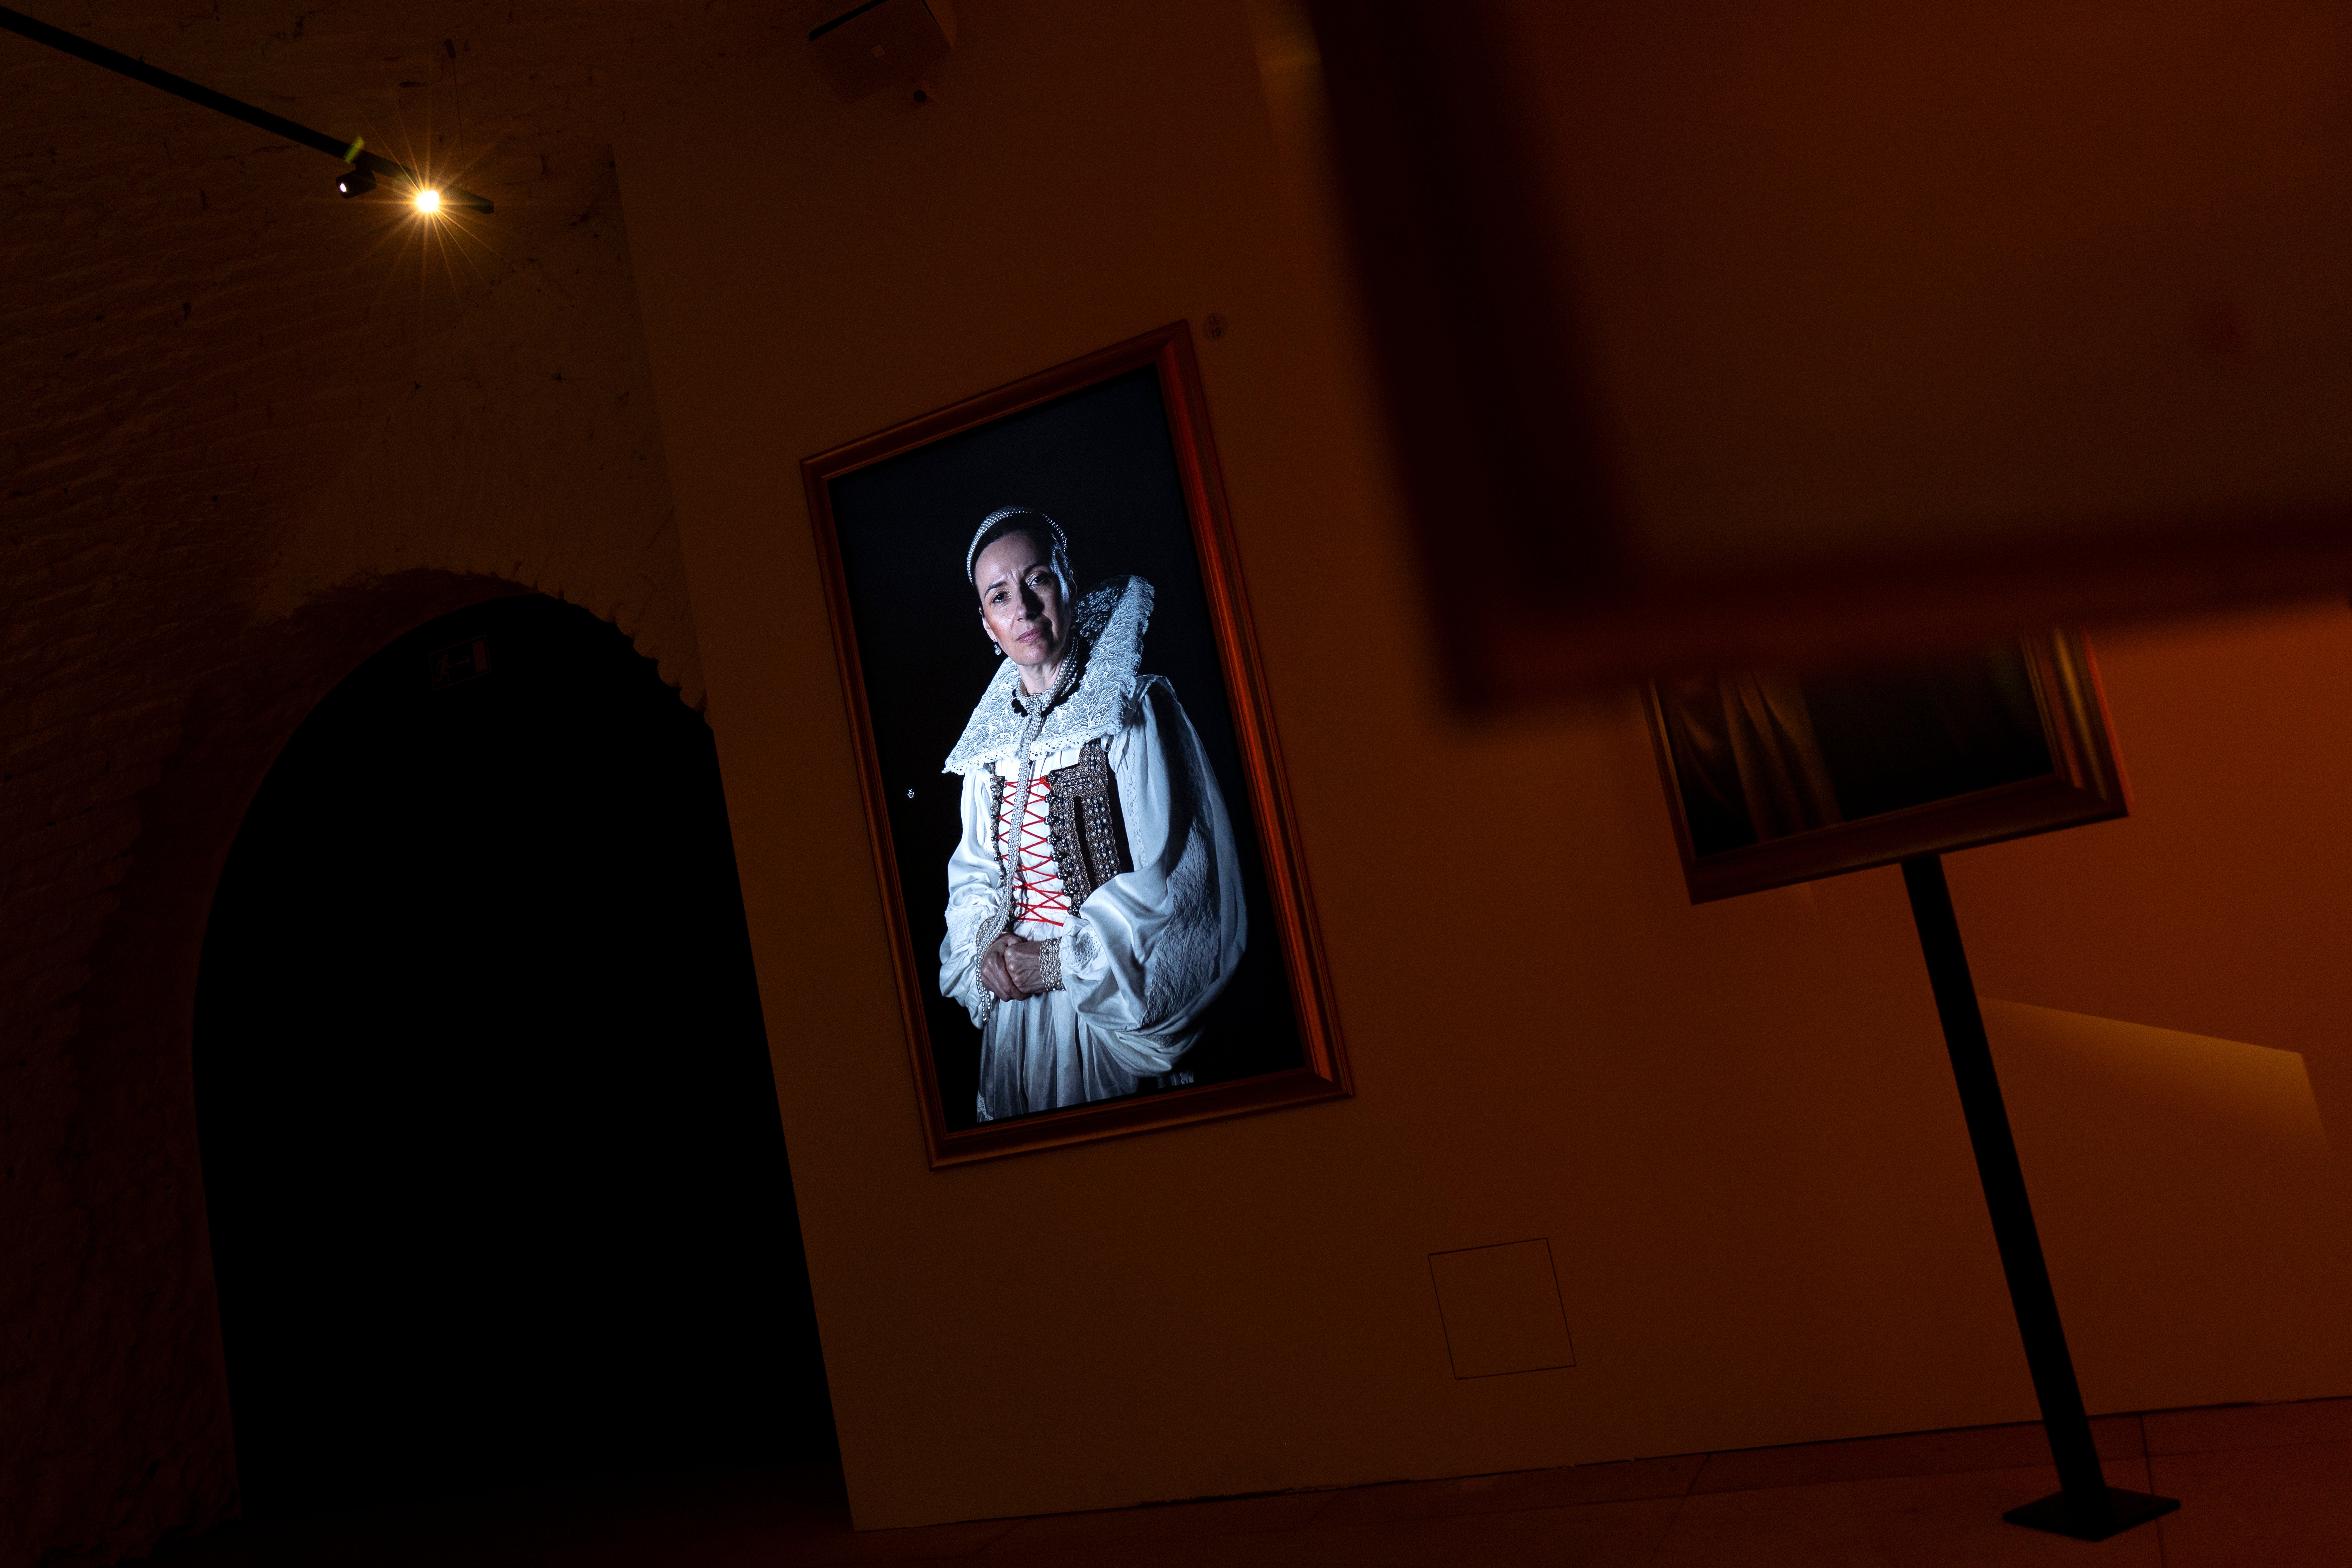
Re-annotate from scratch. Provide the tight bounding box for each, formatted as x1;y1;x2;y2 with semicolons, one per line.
802;323;1351;1166
1645;630;2130;902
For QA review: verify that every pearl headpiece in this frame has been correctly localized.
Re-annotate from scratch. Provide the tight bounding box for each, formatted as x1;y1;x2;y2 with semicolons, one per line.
966;507;1071;586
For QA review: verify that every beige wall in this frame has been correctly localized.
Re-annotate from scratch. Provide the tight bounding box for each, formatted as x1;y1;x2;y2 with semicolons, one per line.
616;0;2352;1529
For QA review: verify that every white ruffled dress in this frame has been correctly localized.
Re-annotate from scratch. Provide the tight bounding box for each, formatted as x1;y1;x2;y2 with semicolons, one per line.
938;576;1247;1122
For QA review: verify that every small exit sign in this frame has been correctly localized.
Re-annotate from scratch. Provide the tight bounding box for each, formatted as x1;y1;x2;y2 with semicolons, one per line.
429;636;491;690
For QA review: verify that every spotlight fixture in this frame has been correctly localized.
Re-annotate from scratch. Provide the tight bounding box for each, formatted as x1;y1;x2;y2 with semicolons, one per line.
0;6;497;213
413;188;442;215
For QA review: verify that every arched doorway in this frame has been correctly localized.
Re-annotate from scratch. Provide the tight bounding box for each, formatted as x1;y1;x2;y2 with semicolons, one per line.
194;594;832;1516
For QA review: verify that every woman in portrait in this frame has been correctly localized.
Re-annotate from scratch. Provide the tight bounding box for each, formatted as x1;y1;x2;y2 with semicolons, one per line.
939;507;1247;1122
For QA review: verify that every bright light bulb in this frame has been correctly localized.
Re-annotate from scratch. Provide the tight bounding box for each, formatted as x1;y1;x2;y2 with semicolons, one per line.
415;188;442;214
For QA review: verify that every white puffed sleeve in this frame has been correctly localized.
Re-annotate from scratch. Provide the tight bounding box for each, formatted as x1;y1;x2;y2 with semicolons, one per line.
938;765;1002;1025
1056;678;1247;1074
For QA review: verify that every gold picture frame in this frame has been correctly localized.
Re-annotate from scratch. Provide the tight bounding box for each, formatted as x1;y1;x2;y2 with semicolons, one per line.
801;324;1351;1165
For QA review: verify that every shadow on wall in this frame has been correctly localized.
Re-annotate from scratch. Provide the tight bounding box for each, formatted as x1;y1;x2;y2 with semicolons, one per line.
1983;998;2352;1414
193;594;833;1518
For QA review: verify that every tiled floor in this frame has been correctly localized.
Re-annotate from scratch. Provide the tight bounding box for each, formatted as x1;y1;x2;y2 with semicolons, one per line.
145;1397;2352;1566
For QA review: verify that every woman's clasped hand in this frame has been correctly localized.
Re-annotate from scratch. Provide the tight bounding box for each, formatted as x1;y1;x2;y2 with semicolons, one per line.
979;932;1054;1000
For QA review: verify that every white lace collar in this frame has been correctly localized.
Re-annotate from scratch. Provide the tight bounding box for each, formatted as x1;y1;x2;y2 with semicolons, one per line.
942;576;1154;775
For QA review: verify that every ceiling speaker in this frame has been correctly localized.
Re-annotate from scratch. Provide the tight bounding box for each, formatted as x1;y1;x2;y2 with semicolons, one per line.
809;0;957;101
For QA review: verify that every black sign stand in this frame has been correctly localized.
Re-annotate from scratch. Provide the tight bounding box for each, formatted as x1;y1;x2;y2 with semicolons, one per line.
1900;855;2179;1540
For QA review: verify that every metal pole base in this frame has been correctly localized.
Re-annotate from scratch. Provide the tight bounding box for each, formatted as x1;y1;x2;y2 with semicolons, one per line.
1900;858;2180;1541
2004;1486;2180;1541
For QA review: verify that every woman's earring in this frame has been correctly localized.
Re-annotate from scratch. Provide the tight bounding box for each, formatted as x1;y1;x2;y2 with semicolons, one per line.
989;639;1003;655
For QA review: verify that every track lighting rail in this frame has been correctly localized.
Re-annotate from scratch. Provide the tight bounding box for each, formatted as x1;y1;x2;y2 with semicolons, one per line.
0;6;494;212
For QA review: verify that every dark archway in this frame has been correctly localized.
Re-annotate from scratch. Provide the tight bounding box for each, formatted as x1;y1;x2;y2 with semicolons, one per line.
193;593;832;1517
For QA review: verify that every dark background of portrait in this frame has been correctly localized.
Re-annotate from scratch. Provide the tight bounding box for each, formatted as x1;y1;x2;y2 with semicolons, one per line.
826;366;1304;1130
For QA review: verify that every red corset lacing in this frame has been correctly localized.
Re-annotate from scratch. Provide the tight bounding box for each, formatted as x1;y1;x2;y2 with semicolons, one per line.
997;774;1069;927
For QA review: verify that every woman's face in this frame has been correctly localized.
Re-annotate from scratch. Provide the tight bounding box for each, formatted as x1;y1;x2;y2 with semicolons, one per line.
973;529;1068;683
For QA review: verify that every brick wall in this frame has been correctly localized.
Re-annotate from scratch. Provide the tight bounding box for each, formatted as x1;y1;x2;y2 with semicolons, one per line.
1;7;775;1558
